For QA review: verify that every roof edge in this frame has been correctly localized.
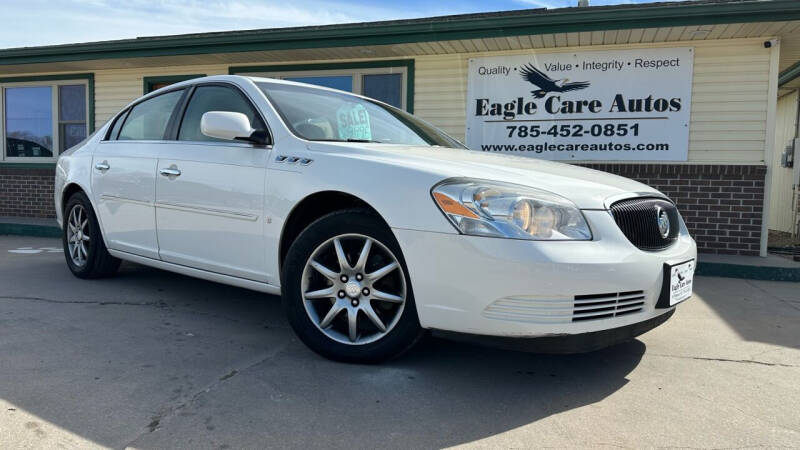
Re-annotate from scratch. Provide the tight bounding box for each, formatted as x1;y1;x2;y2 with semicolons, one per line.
2;0;800;66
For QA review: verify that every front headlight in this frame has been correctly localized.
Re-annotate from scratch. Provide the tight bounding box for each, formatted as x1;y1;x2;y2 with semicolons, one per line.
431;179;592;241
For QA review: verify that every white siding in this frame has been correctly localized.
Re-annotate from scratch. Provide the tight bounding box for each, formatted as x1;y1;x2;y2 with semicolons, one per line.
414;38;772;164
10;38;772;165
769;90;798;232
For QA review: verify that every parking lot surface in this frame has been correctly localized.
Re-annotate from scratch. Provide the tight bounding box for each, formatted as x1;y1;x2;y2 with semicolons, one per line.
0;235;798;449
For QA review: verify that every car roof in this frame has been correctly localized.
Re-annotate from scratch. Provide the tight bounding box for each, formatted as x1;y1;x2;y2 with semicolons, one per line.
148;74;358;96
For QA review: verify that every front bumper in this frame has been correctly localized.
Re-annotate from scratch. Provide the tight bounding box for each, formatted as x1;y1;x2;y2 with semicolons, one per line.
433;309;674;353
393;209;696;338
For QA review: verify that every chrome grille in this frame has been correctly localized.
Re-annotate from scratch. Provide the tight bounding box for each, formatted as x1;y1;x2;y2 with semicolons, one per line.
572;291;646;322
610;197;680;251
483;295;574;324
482;291;647;324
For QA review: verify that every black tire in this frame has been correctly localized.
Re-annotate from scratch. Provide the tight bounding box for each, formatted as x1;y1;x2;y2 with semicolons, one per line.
281;209;423;363
63;191;121;279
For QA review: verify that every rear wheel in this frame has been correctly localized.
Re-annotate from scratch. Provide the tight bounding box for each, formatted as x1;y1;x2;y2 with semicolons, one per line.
63;192;121;278
281;209;423;363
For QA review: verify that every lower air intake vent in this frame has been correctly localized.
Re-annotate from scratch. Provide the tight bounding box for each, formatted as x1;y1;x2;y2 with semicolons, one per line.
572;291;645;322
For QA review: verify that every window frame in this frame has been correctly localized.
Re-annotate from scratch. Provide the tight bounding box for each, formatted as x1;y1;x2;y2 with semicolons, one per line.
229;60;414;113
0;75;93;163
106;87;188;143
104;81;272;147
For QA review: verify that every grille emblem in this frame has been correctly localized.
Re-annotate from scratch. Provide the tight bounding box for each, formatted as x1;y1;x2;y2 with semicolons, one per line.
656;206;670;238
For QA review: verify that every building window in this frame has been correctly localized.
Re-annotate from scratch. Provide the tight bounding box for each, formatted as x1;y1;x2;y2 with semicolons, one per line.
284;75;354;92
143;74;206;94
363;73;403;110
59;85;88;152
231;61;412;111
1;78;90;162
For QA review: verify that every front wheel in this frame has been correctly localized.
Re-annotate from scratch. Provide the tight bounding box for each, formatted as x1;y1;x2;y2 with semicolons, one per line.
281;209;423;363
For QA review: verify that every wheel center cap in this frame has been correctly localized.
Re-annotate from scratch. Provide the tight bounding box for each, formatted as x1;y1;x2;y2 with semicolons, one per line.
344;280;361;298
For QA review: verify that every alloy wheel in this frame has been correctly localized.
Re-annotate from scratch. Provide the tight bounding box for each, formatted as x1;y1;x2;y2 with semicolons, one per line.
66;204;90;267
301;233;407;345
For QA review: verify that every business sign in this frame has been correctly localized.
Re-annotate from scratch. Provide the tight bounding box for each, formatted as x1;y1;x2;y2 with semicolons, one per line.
465;47;694;161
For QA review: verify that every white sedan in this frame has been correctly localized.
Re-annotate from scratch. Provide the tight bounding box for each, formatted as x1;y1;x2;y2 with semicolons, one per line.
55;75;696;363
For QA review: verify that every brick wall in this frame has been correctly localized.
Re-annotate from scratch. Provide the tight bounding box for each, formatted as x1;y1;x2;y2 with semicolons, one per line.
581;164;766;256
0;163;767;256
0;166;56;218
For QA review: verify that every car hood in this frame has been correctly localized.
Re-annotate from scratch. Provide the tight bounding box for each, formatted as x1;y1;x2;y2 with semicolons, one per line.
321;144;661;210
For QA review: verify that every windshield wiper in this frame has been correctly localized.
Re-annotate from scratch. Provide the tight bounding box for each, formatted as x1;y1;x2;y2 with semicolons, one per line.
344;138;383;143
309;138;386;143
309;138;385;144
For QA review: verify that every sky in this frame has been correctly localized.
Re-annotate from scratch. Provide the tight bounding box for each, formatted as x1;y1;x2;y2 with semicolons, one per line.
0;0;683;49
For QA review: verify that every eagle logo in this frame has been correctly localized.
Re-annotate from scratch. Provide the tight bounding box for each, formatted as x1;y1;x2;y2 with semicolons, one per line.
520;64;591;99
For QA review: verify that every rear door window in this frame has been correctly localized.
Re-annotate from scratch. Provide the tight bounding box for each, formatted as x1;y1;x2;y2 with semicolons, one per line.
118;89;184;141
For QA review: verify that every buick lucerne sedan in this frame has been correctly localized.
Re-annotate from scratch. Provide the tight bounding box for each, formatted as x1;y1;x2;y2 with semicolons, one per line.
55;75;696;363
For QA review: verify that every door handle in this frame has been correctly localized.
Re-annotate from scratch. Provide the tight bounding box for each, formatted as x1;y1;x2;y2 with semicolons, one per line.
159;167;181;177
94;161;110;172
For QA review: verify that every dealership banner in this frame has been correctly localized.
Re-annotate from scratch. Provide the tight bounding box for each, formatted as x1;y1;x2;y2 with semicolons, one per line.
465;47;694;161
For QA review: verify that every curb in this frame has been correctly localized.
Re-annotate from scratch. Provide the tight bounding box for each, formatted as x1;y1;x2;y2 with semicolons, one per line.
695;261;800;282
1;222;798;282
0;223;62;238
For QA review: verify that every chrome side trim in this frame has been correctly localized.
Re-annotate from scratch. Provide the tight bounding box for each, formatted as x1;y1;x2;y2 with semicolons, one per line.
107;249;281;295
99;194;152;207
154;201;259;221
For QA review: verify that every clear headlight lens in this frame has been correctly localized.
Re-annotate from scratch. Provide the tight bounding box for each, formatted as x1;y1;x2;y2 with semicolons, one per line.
432;179;592;240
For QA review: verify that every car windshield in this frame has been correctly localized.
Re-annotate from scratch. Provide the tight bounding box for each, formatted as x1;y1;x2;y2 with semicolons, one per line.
256;81;465;149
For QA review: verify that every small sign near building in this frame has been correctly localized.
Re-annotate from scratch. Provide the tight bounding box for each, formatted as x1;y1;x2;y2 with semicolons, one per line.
466;47;694;161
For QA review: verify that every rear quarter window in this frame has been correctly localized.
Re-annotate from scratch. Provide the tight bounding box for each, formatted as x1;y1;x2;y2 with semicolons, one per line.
106;109;129;140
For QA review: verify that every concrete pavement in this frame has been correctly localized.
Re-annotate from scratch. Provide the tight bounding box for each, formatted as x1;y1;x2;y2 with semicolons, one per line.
0;235;798;449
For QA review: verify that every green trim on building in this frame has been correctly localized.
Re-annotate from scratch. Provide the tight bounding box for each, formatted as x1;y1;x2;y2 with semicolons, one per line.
1;1;799;65
143;74;206;93
230;59;415;113
0;223;62;238
779;61;800;86
0;162;57;169
0;73;95;132
696;260;800;282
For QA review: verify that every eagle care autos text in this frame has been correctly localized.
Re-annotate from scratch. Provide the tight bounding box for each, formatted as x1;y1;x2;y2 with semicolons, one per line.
465;47;694;161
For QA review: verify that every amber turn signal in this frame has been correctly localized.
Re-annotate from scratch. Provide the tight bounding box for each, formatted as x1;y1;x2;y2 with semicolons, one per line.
433;192;479;219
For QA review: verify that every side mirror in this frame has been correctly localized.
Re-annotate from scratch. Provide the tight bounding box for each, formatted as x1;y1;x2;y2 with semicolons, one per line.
200;111;270;145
